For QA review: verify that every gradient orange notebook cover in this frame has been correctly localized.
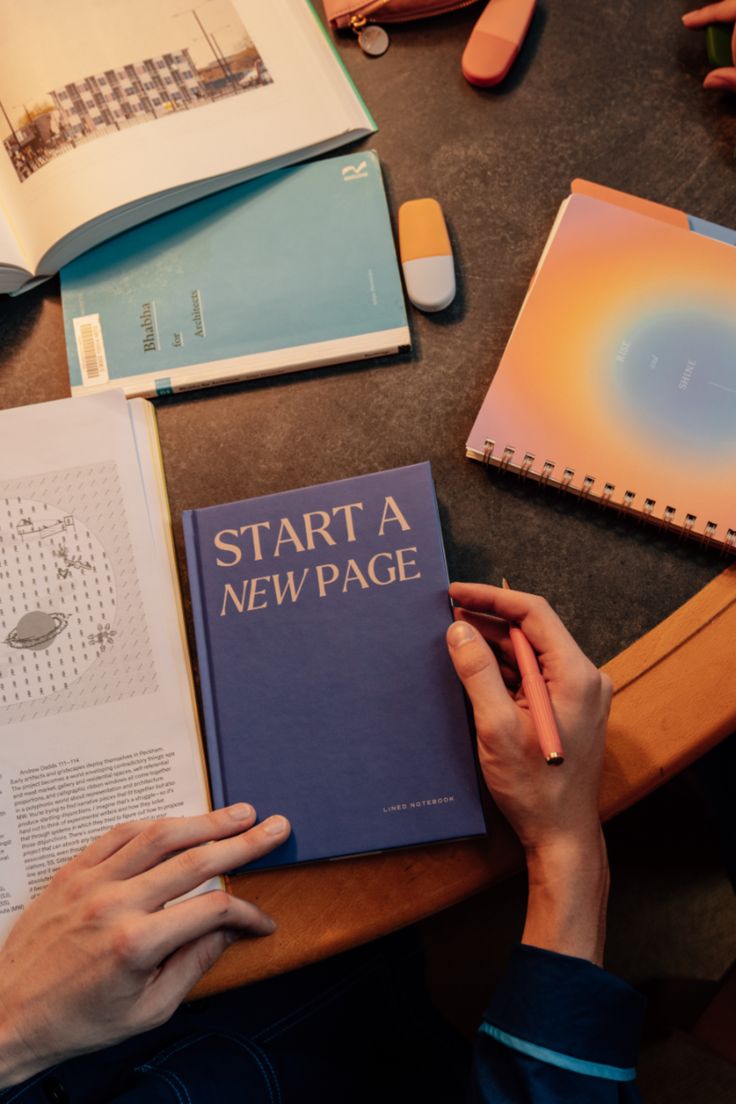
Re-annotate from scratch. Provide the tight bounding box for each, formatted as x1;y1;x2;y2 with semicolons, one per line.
466;190;736;551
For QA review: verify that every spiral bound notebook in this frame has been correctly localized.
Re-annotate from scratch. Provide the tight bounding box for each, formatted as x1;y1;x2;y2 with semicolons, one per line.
466;182;736;551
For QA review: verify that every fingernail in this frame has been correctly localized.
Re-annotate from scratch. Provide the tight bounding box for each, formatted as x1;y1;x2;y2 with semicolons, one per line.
262;815;289;836
448;621;476;646
228;802;254;821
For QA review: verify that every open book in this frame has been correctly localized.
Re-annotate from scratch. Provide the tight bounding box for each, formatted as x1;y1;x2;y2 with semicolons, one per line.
0;392;212;942
0;0;374;294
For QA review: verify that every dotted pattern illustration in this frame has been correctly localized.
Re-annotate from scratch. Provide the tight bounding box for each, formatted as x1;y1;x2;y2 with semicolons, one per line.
1;499;112;701
0;463;158;726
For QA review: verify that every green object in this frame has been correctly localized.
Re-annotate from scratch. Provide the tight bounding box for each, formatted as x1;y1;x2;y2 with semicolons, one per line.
706;23;733;68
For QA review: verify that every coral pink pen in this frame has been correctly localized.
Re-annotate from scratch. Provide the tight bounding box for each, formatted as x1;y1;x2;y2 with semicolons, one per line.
502;578;565;766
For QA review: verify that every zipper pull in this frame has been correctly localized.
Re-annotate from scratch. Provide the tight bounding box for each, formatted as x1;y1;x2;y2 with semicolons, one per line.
350;1;391;56
353;21;390;56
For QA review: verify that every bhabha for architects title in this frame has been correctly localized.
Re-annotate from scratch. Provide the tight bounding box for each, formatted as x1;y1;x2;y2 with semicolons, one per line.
213;496;422;616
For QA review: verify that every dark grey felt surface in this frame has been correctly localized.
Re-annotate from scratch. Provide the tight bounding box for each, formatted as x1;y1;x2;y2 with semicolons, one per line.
1;0;733;667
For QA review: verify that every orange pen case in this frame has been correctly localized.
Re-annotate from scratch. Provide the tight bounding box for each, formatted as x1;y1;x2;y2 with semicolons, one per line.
322;0;482;32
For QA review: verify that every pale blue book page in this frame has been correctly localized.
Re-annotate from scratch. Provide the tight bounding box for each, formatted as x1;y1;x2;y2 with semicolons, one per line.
688;215;736;248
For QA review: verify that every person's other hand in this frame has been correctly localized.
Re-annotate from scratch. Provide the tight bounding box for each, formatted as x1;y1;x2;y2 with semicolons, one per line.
0;805;290;1088
683;2;736;91
446;583;612;963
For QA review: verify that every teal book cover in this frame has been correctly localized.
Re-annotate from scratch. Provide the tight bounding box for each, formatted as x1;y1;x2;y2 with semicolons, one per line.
61;151;410;397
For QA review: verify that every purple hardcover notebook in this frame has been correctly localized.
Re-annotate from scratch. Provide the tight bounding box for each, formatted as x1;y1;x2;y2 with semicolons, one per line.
183;462;486;867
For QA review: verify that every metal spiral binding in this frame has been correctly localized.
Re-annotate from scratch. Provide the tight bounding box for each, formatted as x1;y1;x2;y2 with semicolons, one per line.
481;437;736;551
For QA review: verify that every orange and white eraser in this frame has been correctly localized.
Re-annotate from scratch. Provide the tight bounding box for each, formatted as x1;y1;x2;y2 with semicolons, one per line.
398;198;455;313
462;0;536;88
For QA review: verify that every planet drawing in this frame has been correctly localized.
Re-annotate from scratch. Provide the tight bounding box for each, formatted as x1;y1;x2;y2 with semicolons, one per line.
4;610;69;651
1;492;117;707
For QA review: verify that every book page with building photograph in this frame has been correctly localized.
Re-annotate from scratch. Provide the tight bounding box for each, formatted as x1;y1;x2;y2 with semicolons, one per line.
0;0;374;291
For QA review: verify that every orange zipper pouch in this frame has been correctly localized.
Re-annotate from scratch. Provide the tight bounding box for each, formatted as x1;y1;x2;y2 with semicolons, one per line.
322;0;481;31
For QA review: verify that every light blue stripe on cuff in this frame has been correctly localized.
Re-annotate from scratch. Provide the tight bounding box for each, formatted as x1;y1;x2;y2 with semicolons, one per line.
479;1023;637;1082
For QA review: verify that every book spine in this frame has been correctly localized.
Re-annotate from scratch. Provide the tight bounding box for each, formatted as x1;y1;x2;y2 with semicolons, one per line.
473;439;736;553
71;330;412;400
182;510;227;809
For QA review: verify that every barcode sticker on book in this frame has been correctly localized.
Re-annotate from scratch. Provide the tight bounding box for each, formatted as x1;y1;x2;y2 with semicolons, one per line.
73;314;109;386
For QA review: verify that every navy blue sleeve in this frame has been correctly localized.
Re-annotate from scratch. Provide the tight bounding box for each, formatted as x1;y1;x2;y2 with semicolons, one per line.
467;944;646;1103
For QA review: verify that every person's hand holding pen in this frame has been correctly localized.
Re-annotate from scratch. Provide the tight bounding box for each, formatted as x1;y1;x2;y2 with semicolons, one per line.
683;2;736;91
446;582;613;966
